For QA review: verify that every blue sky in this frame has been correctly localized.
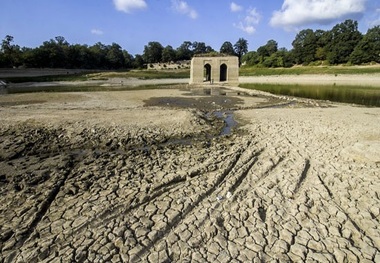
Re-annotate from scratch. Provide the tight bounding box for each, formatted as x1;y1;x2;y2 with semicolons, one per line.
1;0;379;55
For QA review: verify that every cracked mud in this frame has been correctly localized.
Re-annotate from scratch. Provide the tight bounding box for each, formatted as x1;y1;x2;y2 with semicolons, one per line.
0;86;379;262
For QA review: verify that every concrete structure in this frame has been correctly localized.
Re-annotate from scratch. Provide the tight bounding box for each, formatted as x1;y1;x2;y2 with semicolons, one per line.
189;56;239;86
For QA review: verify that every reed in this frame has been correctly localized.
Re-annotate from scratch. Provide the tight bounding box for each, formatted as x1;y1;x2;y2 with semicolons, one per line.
240;83;380;107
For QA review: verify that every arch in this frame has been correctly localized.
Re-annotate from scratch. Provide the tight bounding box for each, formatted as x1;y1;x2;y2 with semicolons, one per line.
220;64;227;82
204;63;211;82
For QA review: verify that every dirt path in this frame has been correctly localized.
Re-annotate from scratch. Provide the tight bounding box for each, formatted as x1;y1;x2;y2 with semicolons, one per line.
0;86;379;262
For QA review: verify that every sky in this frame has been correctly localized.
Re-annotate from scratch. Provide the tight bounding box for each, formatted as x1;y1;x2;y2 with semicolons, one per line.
1;0;380;55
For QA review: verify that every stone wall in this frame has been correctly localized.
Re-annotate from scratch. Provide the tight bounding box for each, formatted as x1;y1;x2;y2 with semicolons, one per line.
147;61;190;70
189;56;239;86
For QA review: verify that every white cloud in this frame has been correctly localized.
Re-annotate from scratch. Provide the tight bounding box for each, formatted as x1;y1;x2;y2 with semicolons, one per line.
369;8;380;26
171;0;198;19
234;8;261;34
270;0;367;29
230;2;243;12
91;29;104;35
113;0;147;13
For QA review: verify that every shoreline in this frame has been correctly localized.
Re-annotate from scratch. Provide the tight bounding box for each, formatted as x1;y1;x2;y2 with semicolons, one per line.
3;74;380;90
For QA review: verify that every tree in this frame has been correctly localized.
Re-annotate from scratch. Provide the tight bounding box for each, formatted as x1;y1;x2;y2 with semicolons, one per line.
234;38;248;66
242;51;260;66
350;26;380;64
133;54;145;69
326;19;362;64
106;43;125;69
314;29;331;61
143;41;163;63
258;40;278;58
123;50;134;68
205;45;215;53
1;35;21;67
192;42;207;55
176;41;193;60
292;29;317;65
220;41;235;55
162;45;176;62
89;42;108;68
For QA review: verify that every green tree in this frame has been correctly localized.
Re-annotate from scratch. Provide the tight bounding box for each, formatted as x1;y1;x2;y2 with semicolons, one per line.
65;44;93;69
89;42;108;68
220;41;235;55
133;54;145;69
242;51;260;66
176;41;193;60
123;50;134;68
326;19;362;64
314;29;331;61
1;35;21;67
350;26;380;64
292;29;317;65
106;43;125;69
205;45;215;53
162;45;176;62
234;38;248;66
37;36;69;68
257;40;278;58
192;42;207;55
143;41;163;63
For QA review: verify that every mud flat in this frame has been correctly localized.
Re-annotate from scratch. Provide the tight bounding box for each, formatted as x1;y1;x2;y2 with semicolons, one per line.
0;86;379;262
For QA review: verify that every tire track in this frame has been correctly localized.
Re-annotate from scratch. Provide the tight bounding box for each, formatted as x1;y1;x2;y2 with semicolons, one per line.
293;159;311;196
64;145;245;239
130;145;254;261
8;155;74;259
227;149;263;195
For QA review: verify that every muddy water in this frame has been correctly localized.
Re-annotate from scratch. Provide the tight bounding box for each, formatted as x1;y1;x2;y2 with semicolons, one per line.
213;111;238;136
144;87;243;137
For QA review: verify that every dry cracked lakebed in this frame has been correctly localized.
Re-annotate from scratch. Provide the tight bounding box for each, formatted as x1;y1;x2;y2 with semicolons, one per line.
0;87;379;262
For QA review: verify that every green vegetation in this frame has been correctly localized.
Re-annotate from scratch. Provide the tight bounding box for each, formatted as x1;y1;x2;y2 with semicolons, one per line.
0;36;239;70
240;83;380;107
2;69;190;83
242;20;380;68
2;19;379;72
2;73;91;83
88;70;190;79
240;66;380;76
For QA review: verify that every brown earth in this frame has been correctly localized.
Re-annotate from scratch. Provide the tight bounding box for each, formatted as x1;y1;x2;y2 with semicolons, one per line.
0;84;379;262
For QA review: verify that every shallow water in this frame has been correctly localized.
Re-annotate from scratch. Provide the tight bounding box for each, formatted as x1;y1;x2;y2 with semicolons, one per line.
213;111;238;136
241;84;380;107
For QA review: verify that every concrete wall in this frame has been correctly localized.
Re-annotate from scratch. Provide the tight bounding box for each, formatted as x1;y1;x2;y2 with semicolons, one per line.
189;56;239;86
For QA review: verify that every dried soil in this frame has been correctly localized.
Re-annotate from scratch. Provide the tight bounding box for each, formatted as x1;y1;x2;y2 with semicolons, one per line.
0;85;379;262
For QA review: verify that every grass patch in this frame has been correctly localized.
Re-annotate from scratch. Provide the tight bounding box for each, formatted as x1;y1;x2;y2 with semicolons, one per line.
2;69;190;83
240;66;380;76
2;73;92;83
240;83;380;107
87;69;190;80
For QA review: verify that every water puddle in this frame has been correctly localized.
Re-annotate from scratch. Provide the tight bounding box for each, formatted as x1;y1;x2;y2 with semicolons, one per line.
211;111;238;136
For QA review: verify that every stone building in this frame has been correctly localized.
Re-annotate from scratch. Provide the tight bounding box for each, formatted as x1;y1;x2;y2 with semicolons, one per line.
189;55;239;86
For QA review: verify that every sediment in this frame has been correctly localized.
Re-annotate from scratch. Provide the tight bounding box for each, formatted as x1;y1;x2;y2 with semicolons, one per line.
0;87;379;262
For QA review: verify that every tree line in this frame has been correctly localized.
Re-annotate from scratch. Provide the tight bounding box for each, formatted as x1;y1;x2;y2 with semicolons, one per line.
0;35;247;70
243;20;380;67
1;19;379;70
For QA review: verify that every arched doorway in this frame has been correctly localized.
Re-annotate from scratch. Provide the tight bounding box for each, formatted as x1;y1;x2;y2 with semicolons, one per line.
204;64;211;82
220;64;227;82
